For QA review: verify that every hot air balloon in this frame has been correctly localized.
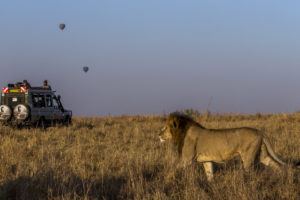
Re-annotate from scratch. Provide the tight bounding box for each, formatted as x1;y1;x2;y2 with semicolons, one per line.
59;24;66;31
83;66;89;73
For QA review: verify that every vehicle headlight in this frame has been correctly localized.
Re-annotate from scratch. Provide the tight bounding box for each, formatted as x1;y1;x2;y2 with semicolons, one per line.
0;105;12;121
13;104;29;120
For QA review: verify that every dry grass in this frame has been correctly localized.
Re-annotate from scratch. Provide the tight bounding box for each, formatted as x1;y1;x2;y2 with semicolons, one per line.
0;113;299;199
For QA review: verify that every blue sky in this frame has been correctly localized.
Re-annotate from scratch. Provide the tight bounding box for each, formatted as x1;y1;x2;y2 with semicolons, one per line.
1;1;300;116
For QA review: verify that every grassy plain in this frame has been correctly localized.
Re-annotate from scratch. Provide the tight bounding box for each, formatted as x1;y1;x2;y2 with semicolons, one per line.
0;112;299;199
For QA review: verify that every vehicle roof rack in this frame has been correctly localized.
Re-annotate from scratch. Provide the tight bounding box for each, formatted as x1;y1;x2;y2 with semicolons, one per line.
30;87;51;90
6;81;52;90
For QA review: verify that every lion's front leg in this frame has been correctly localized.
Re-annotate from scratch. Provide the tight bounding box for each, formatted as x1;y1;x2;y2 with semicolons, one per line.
179;143;195;168
203;162;214;181
181;136;197;165
179;157;193;168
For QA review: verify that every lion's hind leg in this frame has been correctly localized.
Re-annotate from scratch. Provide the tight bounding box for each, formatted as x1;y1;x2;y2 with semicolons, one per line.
240;139;262;171
259;143;281;170
203;162;214;181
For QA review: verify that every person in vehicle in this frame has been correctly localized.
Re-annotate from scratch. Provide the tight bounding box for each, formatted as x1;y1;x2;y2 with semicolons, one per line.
23;80;31;88
43;80;51;89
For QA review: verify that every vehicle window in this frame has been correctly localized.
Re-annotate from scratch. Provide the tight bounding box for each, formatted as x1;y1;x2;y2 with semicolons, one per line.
32;94;45;108
32;94;39;107
53;97;58;107
45;95;52;107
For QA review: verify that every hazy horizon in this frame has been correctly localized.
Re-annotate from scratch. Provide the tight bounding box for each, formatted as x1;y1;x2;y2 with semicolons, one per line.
1;1;300;116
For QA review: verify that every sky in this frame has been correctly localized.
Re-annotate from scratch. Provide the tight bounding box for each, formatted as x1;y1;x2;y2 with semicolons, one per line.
1;1;300;116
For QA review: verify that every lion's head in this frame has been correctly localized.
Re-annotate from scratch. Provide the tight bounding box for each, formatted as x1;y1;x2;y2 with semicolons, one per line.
159;112;202;156
159;126;172;142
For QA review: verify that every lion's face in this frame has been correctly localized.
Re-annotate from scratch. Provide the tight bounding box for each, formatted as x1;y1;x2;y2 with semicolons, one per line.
159;126;172;142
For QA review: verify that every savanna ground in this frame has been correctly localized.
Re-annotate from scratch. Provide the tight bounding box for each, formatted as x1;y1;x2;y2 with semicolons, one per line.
0;112;299;199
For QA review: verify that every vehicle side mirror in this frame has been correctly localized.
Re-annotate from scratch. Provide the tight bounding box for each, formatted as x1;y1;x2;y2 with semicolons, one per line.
58;95;61;100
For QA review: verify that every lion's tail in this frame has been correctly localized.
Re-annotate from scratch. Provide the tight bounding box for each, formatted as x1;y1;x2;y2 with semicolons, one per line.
262;135;286;166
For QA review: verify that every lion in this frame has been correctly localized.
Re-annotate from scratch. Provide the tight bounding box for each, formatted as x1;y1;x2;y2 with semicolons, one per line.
159;112;299;181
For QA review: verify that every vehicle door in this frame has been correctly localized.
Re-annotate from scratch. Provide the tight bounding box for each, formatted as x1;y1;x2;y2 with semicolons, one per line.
52;96;64;122
36;94;48;120
30;94;41;122
44;94;55;122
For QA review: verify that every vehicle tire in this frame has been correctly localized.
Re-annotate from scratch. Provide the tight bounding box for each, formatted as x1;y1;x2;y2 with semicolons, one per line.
39;118;47;131
13;104;29;121
0;105;12;121
65;117;71;127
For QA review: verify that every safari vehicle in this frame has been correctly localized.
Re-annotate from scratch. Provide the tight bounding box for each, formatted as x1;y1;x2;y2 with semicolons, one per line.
0;81;72;129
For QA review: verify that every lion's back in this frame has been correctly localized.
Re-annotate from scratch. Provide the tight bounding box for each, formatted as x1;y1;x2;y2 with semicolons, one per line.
184;126;262;161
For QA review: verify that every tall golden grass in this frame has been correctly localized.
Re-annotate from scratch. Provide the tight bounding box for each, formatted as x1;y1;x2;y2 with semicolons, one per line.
0;113;299;199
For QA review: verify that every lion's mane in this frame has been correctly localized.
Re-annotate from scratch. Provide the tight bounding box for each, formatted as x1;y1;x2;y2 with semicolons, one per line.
167;112;204;156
